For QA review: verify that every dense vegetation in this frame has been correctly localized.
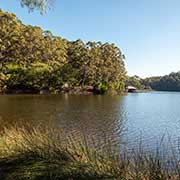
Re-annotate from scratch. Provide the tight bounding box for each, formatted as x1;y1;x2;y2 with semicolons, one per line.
0;124;180;180
125;75;145;89
0;9;126;94
142;71;180;91
125;72;180;92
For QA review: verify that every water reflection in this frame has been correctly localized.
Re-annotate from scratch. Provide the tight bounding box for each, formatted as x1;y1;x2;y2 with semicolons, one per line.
1;92;180;151
0;94;127;151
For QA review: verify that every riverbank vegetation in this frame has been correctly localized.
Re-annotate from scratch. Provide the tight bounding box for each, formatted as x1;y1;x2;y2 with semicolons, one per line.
0;9;126;94
126;71;180;92
125;75;145;90
2;8;180;94
0;124;180;180
142;71;180;91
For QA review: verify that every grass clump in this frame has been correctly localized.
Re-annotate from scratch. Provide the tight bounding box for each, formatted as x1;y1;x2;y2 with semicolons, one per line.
0;124;180;180
0;125;120;180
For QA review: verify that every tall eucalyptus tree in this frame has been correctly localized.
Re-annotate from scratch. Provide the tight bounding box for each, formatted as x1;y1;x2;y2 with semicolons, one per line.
20;0;54;13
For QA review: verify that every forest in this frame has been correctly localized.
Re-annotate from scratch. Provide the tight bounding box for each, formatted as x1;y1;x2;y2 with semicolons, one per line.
1;7;180;94
0;9;127;94
142;71;180;91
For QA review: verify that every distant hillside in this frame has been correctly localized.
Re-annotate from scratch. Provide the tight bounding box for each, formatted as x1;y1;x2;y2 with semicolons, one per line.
141;71;180;91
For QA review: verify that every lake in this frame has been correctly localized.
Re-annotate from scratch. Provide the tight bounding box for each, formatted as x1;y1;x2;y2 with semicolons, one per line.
1;92;180;151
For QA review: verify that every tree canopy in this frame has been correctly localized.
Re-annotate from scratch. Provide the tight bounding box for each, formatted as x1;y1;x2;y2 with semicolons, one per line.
142;72;180;91
125;76;144;89
0;9;126;94
20;0;53;13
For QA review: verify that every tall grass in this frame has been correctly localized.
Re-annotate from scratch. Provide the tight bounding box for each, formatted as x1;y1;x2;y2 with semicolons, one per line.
0;124;179;180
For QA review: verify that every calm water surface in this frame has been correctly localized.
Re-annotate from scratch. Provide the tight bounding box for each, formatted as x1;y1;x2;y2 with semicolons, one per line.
1;92;180;149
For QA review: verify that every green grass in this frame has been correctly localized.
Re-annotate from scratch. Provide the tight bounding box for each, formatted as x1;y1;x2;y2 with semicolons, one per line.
0;124;179;180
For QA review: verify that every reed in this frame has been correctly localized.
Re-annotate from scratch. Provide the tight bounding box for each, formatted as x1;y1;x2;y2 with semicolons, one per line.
0;124;179;180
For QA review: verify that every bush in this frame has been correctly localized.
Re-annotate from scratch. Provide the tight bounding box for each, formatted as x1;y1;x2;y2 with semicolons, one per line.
111;82;125;91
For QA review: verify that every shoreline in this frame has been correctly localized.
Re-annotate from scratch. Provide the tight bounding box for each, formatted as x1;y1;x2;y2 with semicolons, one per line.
0;88;128;95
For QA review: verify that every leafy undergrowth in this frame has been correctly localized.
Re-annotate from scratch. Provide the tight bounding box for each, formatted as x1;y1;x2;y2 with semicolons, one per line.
0;125;179;180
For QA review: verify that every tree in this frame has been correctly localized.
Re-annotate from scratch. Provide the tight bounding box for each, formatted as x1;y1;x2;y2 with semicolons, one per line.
0;9;67;92
85;42;126;90
142;72;180;91
62;39;88;86
0;9;127;93
125;76;144;89
20;0;53;13
63;40;127;91
0;9;24;67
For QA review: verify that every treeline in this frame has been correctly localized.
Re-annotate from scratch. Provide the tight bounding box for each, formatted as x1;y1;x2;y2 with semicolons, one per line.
0;9;126;94
142;72;180;91
125;75;145;89
126;72;180;92
124;71;180;92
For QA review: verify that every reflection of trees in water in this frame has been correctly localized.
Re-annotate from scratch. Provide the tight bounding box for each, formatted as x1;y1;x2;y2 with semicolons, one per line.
0;94;128;153
0;95;60;123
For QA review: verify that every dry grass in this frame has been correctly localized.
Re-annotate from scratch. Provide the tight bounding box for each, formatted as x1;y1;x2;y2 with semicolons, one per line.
0;124;179;180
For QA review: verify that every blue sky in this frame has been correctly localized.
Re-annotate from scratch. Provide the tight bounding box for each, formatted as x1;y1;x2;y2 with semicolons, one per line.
1;0;180;78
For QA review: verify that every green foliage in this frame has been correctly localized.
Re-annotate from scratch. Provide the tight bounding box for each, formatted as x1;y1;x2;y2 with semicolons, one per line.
20;0;53;13
63;40;126;91
142;72;180;91
141;76;161;90
97;83;108;92
0;9;126;94
125;76;144;89
4;63;62;91
111;82;125;91
4;64;28;91
26;62;54;90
